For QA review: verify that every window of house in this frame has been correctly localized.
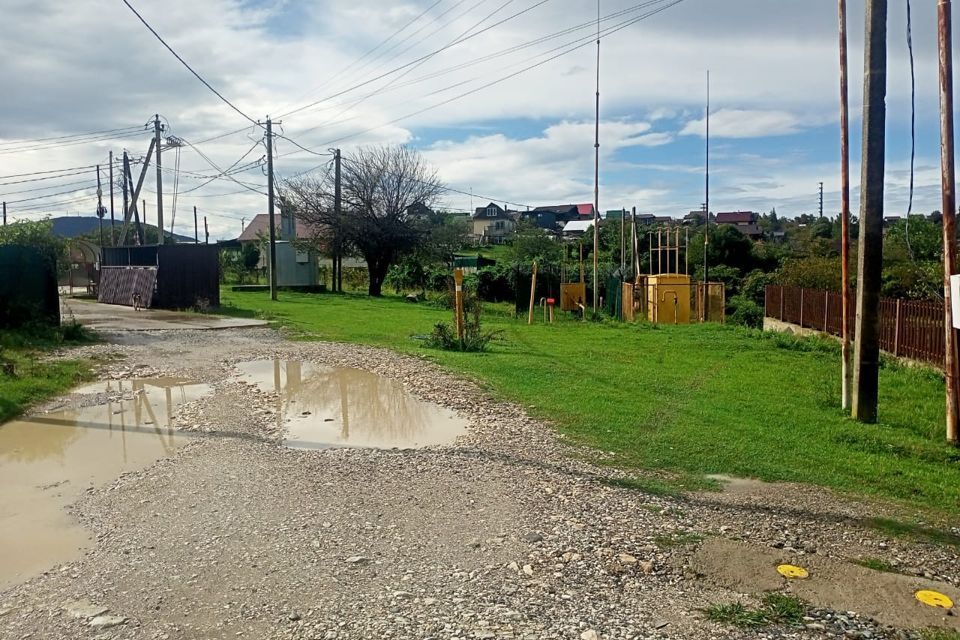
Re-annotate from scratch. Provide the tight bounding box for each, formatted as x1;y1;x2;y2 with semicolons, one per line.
486;207;498;217
495;221;504;230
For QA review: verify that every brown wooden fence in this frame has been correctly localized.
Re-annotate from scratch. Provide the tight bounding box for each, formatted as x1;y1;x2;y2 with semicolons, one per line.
764;285;946;367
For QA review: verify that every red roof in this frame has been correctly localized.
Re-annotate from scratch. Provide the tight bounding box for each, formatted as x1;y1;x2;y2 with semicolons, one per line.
237;214;323;242
576;203;595;217
715;211;757;224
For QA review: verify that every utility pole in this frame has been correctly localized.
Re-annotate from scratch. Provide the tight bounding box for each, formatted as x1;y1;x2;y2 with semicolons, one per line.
109;151;115;246
204;216;209;244
819;181;824;218
143;199;148;242
839;0;853;410
620;207;625;273
3;202;6;226
334;147;343;294
96;165;104;248
122;151;129;244
194;206;199;244
592;0;601;316
154;114;164;245
852;0;888;423
266;117;278;301
938;0;959;444
703;70;711;322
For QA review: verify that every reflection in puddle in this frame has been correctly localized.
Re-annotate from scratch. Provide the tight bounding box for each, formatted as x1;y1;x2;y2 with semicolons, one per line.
235;360;468;450
0;378;210;591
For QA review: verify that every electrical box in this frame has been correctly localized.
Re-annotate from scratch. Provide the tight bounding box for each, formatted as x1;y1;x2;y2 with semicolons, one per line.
647;274;692;325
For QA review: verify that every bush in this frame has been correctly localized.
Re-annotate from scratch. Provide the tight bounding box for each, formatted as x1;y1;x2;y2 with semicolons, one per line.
425;285;502;352
728;295;763;329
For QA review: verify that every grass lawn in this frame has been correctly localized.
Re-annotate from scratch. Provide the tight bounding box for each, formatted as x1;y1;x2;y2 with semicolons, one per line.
0;325;94;424
220;289;960;515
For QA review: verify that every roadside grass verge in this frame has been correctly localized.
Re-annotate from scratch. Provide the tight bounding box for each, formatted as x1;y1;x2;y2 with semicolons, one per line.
219;289;960;515
0;323;96;423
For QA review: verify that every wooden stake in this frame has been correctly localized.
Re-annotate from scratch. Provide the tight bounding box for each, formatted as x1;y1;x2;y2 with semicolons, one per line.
528;261;538;325
454;268;465;343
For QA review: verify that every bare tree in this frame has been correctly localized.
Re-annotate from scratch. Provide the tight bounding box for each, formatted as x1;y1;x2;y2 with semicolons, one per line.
285;145;444;296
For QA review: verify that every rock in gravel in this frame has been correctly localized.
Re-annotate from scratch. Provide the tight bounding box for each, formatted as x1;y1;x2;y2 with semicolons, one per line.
523;532;544;543
580;630;600;640
345;556;370;564
64;600;109;619
89;615;127;628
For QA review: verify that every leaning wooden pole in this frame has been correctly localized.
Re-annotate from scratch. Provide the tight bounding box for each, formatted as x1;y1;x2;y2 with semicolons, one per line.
852;0;888;423
839;0;853;410
938;0;960;444
528;261;538;325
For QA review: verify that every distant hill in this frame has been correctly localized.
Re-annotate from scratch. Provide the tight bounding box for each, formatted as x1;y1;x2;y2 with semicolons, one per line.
50;216;195;243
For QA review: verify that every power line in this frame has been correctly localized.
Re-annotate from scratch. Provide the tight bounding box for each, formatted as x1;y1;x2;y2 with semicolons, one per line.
0;126;144;149
119;0;258;125
0;129;148;156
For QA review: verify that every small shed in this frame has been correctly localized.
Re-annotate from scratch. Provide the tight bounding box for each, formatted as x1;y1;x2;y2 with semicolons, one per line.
99;244;220;309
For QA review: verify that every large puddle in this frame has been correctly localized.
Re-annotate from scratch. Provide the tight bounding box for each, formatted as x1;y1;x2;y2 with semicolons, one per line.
235;360;468;450
0;378;210;591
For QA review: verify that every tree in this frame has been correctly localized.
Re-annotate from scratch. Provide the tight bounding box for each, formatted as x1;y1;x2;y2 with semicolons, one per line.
0;218;66;274
510;219;562;266
285;146;444;296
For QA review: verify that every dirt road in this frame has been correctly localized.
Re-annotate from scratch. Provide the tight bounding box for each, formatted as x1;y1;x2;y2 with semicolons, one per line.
1;326;958;639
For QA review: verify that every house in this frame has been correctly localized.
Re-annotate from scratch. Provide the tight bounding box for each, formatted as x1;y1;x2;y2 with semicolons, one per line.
472;202;517;245
525;204;579;232
562;219;595;239
715;211;763;239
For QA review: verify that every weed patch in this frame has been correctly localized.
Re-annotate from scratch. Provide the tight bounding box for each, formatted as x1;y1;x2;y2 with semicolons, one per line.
705;593;805;628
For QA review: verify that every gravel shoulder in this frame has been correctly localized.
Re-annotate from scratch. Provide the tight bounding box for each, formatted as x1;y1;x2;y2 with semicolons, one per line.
1;327;958;640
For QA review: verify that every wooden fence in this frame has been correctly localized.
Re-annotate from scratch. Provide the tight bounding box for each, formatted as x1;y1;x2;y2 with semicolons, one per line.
764;285;946;367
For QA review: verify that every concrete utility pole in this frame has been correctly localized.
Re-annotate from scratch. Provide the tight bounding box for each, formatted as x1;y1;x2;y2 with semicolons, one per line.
852;0;888;423
122;151;129;242
194;206;199;244
109;150;115;245
839;0;853;410
3;202;6;226
204;216;209;244
819;181;824;218
334;147;342;294
154;115;164;245
266;117;278;301
938;0;959;444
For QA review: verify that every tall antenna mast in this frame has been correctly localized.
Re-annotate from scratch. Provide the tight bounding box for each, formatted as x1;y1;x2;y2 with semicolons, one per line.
592;0;601;315
702;70;711;321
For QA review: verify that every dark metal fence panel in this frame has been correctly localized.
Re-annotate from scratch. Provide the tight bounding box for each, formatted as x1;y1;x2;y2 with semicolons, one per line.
98;267;157;307
102;245;219;308
0;245;59;327
765;285;945;368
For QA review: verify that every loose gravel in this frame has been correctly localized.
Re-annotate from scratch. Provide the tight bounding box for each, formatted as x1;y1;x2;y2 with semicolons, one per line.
1;327;958;640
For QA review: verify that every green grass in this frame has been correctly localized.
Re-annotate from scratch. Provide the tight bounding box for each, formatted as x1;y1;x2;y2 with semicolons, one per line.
865;517;960;547
851;557;897;573
219;289;960;515
653;531;705;548
705;593;805;628
921;630;960;640
0;324;95;423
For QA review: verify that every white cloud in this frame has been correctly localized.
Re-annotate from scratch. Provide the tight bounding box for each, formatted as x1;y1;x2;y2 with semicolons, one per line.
679;110;812;139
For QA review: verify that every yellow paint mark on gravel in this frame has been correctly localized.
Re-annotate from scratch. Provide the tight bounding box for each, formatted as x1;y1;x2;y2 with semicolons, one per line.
777;564;809;579
916;590;954;609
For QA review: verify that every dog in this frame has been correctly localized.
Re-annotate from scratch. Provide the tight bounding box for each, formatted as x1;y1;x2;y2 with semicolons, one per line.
132;292;143;311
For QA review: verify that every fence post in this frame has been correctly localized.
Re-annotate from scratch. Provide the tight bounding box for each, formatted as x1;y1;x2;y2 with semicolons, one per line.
824;290;830;332
780;286;785;320
894;298;902;357
800;288;805;327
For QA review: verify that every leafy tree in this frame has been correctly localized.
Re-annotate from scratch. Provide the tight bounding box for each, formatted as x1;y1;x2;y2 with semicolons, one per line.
0;219;66;274
510;219;562;266
284;145;444;296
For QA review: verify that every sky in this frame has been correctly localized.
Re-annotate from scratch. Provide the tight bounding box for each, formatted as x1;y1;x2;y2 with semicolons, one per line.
0;0;954;240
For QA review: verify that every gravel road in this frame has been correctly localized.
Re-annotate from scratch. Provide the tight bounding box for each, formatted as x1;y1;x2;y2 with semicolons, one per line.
1;327;958;640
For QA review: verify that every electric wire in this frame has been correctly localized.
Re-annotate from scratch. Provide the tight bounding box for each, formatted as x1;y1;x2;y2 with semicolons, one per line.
119;0;258;125
0;126;144;150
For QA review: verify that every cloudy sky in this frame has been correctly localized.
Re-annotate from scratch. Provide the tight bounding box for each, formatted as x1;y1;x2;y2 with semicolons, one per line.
0;0;953;239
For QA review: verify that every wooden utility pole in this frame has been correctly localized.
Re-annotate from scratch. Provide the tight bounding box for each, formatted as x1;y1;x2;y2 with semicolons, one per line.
852;0;888;423
96;165;104;248
194;206;199;243
528;261;538;325
592;0;601;316
839;0;853;410
109;150;115;245
938;0;960;444
620;207;625;273
154;114;164;245
334;148;342;294
266;117;278;301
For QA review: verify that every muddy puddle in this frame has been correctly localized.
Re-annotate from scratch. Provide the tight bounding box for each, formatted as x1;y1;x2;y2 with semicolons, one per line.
235;360;468;450
0;378;210;591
